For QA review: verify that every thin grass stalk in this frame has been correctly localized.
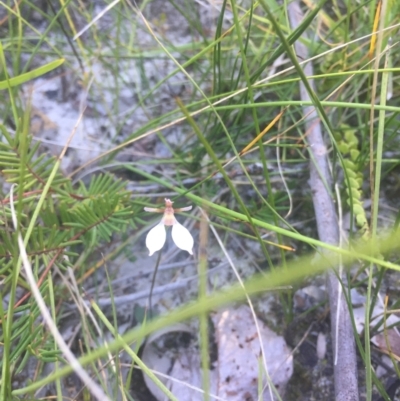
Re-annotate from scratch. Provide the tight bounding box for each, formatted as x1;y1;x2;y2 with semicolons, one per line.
0;39;27;400
366;0;391;398
47;273;63;401
198;208;210;400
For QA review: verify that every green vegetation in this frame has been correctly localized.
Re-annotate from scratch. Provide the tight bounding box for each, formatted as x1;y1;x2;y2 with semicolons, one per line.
0;0;399;400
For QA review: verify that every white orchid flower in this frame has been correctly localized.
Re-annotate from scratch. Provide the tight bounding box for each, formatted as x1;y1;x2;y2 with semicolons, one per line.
144;198;193;256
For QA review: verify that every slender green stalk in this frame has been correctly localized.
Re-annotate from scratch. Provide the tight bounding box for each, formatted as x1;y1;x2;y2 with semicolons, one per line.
198;208;210;401
0;38;27;400
365;0;390;398
48;273;63;401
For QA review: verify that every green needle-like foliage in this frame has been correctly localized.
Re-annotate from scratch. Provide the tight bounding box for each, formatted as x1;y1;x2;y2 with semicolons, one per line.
0;123;137;388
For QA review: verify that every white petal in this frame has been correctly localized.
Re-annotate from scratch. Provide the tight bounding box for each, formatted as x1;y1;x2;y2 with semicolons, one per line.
171;221;194;255
146;222;166;256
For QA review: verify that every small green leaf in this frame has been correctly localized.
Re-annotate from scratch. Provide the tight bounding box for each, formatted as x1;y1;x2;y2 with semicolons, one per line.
350;149;360;162
349;177;360;190
0;59;65;89
356;214;368;227
345;169;357;179
343;159;356;170
353;204;365;216
338;141;349;154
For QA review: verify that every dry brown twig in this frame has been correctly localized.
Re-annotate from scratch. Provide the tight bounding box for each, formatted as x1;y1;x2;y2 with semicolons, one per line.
287;2;359;400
